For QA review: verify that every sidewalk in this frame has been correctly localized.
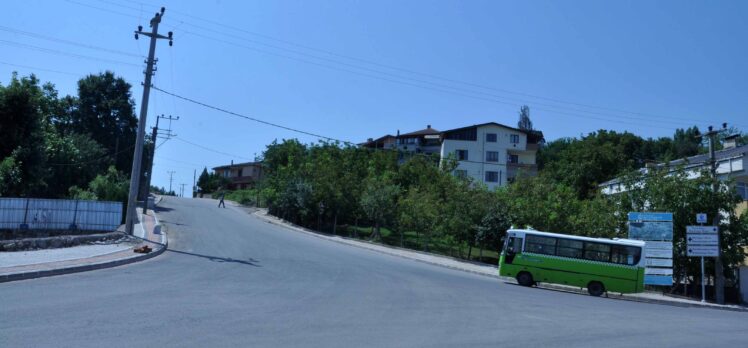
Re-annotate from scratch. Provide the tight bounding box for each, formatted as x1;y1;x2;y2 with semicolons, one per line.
0;206;167;283
250;207;747;312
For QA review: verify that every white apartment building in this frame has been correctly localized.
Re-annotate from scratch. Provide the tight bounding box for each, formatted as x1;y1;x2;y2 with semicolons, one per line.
439;123;541;189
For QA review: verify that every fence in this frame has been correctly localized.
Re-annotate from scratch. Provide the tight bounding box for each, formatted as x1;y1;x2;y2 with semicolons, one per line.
0;198;122;232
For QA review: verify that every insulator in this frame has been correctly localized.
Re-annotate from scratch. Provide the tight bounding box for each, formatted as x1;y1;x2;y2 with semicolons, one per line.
169;40;173;47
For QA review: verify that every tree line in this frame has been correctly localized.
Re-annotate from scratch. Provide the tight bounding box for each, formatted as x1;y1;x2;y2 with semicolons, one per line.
0;72;141;208
248;126;747;284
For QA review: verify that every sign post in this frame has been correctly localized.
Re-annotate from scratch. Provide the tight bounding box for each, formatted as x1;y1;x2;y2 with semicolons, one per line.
628;212;673;286
687;223;718;303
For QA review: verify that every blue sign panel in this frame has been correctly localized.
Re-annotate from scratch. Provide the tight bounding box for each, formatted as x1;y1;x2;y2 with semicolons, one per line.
628;212;673;222
629;221;673;241
644;275;673;286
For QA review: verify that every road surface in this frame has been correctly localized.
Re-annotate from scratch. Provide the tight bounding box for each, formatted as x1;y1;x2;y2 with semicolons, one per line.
1;196;746;347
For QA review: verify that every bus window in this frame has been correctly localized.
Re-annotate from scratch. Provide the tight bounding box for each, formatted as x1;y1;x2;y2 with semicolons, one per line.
611;245;641;265
525;235;557;256
504;236;522;264
584;242;611;262
557;238;583;259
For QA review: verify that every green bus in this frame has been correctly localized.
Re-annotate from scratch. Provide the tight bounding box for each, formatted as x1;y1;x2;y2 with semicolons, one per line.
499;229;646;296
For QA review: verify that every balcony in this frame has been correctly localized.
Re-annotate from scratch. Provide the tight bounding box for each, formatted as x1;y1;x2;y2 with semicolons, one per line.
507;163;538;178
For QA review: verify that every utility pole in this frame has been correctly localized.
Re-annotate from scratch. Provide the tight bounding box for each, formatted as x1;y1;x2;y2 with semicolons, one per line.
124;7;174;235
143;114;178;214
167;170;176;194
180;183;186;197
193;169;197;198
698;123;728;304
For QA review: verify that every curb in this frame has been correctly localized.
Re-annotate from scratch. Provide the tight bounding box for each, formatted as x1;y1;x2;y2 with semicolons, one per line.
251;209;748;312
0;214;168;284
0;242;167;283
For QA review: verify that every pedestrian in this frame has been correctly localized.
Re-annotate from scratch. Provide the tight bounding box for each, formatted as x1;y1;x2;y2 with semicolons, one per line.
218;191;226;208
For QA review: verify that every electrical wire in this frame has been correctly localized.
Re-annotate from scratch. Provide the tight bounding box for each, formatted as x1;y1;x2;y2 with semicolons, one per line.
0;25;143;58
0;61;81;77
0;39;141;68
171;137;253;161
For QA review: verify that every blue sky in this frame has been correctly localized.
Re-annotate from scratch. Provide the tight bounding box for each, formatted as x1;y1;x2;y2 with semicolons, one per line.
2;0;747;192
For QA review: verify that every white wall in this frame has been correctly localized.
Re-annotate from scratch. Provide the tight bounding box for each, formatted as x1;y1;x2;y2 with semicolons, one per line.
440;124;529;190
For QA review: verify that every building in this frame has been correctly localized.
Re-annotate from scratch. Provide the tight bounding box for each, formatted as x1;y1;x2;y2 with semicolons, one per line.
363;122;543;189
360;135;397;149
440;122;542;189
600;143;748;198
395;125;442;156
212;161;264;190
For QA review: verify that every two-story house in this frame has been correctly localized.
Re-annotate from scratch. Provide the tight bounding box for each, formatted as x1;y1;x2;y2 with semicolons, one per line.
395;125;442;157
212;161;264;190
440;122;541;189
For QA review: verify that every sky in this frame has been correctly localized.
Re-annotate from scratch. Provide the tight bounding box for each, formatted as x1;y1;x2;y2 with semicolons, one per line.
1;0;747;193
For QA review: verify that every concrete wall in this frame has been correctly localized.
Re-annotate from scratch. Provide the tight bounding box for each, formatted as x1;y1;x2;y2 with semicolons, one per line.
440;124;529;190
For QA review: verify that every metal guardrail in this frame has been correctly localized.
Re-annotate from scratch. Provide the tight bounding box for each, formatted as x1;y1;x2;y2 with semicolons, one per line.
0;198;122;231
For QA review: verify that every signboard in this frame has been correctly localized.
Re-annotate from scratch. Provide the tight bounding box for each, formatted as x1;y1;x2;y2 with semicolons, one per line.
628;212;673;286
686;234;719;244
646;258;673;267
644;275;673;286
687;245;719;257
686;226;718;234
696;213;707;224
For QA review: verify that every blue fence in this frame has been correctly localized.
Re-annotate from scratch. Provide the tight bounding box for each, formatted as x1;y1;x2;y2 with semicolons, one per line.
0;198;122;232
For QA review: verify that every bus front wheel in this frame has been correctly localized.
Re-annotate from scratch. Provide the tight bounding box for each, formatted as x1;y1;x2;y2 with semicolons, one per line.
517;272;534;287
587;281;605;297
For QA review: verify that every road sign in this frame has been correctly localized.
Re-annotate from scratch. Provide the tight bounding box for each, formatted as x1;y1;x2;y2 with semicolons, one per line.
645;248;672;258
646;258;673;267
686;234;719;245
696;213;707;224
687;245;719;257
628;212;673;222
686;226;718;234
644;275;673;286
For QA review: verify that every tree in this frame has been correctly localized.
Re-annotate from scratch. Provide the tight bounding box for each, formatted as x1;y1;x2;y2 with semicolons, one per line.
70;72;138;174
197;167;210;192
360;175;400;241
517;105;533;131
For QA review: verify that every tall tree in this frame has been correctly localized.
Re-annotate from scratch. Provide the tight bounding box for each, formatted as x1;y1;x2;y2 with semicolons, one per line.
517;105;533;131
71;71;138;174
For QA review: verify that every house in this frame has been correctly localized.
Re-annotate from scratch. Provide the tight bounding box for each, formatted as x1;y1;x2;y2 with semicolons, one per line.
395;125;442;156
212;161;264;190
360;135;397;149
600;142;748;199
363;122;544;189
440;122;542;189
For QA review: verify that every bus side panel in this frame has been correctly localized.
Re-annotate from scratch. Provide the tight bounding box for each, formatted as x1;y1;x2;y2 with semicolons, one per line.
511;253;642;293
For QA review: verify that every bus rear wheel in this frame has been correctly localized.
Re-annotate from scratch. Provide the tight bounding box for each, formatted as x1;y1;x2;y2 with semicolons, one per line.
587;281;605;297
517;272;534;287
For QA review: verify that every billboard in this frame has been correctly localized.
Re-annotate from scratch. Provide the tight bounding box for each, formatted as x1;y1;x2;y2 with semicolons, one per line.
628;212;673;286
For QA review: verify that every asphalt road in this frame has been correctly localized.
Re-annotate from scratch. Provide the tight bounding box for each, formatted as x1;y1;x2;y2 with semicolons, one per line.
1;196;746;347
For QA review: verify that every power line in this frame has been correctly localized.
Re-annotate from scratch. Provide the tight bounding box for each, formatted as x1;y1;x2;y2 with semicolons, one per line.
0;39;141;68
0;61;81;77
0;25;143;58
171;137;253;161
76;0;745;128
106;0;734;127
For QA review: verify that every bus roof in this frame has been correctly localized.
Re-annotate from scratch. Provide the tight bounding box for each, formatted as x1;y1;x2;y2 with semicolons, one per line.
508;229;646;247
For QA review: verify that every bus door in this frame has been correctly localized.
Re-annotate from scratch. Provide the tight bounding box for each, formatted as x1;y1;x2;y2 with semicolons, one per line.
504;234;523;264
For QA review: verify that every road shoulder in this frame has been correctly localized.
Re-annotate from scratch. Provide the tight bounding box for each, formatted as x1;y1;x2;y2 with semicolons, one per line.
0;207;167;283
249;207;747;312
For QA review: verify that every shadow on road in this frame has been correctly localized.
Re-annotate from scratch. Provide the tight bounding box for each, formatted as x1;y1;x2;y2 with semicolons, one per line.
166;249;261;267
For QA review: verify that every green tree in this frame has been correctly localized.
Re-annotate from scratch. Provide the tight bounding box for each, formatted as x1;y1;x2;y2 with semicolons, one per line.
360;175;400;241
70;72;138;174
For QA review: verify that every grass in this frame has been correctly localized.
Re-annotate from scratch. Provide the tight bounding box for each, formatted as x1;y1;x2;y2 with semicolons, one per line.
338;225;500;265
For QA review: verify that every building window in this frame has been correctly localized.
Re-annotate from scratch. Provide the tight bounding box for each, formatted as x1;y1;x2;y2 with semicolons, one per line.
456;150;468;161
485;171;499;182
454;170;467;179
486;133;497;142
508;154;519;164
737;182;748;200
510;134;520;144
238;169;243;177
486;151;499;162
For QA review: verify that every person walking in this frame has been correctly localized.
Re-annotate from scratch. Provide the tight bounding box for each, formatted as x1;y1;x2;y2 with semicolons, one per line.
218;191;226;208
